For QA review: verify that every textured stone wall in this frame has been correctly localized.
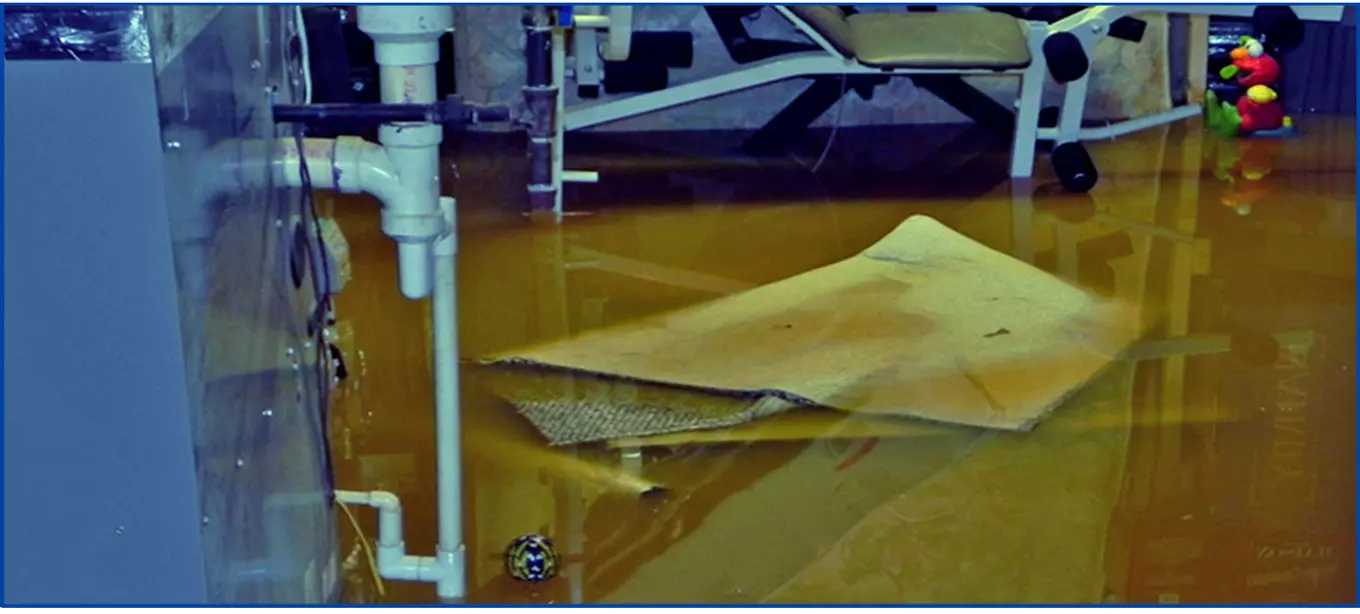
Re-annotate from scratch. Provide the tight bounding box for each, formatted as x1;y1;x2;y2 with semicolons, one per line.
453;5;1173;132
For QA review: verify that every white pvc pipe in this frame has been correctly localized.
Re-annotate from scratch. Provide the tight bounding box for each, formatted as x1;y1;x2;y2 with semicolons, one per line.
323;204;463;598
341;490;404;551
333;490;439;583
379;64;438;104
359;6;451;302
279;138;412;212
431;196;465;600
381;133;440;297
193;136;440;300
358;6;464;601
296;132;436;300
196;137;408;217
207;138;466;596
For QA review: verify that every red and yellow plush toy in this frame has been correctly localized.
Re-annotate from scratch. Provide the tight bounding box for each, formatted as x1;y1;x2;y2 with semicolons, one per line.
1204;36;1294;137
1222;35;1282;87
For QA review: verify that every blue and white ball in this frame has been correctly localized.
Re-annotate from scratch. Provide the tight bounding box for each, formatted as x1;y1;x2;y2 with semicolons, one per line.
505;534;558;582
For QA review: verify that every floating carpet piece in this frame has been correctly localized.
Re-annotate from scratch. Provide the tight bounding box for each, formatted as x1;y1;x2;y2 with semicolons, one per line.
484;215;1140;443
480;367;799;446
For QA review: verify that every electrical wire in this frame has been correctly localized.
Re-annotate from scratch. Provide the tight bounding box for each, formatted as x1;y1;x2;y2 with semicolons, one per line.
286;10;372;598
293;124;338;502
336;498;387;599
810;73;850;174
295;5;314;104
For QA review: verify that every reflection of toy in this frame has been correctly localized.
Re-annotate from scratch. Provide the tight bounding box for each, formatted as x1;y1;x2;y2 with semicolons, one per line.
506;534;559;582
1204;36;1295;138
1209;136;1282;215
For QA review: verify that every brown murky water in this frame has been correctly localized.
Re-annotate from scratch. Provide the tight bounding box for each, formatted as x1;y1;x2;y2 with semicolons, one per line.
324;118;1356;604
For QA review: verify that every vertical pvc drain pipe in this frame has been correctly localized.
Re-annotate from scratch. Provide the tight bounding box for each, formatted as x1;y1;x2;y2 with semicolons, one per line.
358;6;451;300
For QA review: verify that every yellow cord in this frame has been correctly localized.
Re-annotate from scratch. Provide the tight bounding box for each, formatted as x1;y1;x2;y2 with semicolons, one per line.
336;499;387;600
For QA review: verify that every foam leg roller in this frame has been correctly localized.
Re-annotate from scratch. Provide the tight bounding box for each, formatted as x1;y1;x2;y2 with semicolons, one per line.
627;31;694;69
1108;17;1148;43
1043;32;1089;83
1254;6;1304;52
603;61;669;94
1051;142;1098;193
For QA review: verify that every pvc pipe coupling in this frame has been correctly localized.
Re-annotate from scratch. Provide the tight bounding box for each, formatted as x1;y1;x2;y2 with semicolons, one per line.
292;136;446;299
357;6;454;66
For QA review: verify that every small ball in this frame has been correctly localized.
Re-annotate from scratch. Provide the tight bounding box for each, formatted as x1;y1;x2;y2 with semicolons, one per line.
505;534;558;582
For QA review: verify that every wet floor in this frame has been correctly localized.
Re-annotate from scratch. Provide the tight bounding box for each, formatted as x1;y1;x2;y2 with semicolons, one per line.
324;117;1356;604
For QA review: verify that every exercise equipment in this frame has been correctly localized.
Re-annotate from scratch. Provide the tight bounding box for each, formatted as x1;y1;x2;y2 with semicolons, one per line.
529;5;1331;214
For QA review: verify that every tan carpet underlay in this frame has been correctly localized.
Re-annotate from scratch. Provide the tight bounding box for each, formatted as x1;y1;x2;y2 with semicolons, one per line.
484;215;1140;444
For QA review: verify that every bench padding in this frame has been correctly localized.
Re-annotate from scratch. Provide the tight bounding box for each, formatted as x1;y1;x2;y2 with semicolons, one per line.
787;7;1033;70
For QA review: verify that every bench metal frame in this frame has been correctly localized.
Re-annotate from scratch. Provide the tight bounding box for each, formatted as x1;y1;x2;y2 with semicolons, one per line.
548;5;1224;215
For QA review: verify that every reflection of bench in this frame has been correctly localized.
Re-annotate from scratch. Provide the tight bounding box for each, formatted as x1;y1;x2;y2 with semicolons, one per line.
555;5;1204;210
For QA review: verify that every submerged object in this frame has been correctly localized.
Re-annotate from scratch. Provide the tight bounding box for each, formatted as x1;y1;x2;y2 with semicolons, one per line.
505;534;559;582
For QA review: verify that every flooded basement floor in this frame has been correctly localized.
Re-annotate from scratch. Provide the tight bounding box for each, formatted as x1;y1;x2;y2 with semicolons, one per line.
324;118;1356;604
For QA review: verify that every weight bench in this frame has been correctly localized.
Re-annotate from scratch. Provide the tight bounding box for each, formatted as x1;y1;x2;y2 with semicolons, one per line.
542;5;1205;213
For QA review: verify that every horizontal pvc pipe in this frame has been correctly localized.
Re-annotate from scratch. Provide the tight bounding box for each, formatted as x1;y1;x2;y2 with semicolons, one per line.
194;137;441;299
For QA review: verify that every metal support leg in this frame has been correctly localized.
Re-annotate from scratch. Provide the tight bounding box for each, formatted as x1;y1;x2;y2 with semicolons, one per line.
1010;25;1049;177
524;6;557;214
551;26;567;216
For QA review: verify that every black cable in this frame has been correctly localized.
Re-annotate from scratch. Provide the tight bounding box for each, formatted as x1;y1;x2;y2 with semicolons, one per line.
292;122;339;503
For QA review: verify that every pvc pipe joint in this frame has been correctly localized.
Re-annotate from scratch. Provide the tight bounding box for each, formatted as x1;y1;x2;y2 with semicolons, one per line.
435;196;457;258
334;489;464;596
329;136;444;299
357;7;449;300
357;6;453;66
435;545;467;599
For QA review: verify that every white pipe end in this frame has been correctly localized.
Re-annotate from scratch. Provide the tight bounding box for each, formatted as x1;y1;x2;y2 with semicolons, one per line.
398;242;435;299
